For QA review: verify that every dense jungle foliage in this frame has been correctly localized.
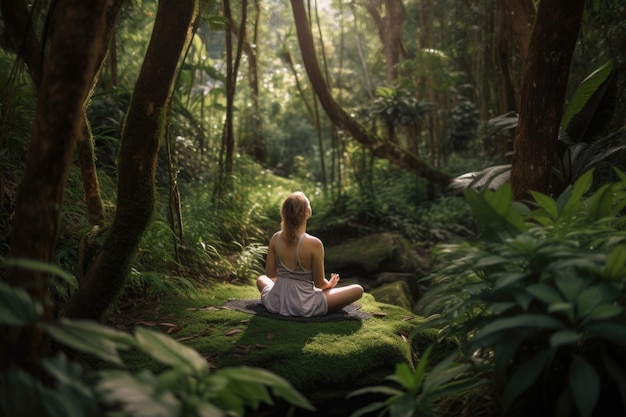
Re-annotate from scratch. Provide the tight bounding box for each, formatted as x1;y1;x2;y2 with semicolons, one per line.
1;0;626;416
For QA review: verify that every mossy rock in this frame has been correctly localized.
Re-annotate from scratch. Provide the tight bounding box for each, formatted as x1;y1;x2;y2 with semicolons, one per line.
370;280;414;311
324;232;427;278
116;280;436;402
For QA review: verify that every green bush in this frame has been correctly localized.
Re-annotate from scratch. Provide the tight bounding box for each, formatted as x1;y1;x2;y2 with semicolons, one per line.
416;168;626;417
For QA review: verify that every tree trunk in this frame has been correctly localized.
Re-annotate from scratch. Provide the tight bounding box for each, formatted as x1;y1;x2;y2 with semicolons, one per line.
366;0;407;83
290;0;450;188
5;0;114;371
511;0;585;200
63;0;198;320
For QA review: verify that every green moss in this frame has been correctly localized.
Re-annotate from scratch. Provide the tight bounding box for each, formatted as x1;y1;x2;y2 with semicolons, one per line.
117;282;431;391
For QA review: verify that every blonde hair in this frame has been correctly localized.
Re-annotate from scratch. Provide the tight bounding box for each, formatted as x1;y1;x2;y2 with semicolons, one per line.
280;192;309;245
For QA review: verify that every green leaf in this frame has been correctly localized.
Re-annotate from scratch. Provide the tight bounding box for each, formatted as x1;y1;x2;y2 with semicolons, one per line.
0;257;78;289
43;319;135;366
388;392;416;417
96;370;181;417
584;304;623;323
576;286;605;319
586;183;614;222
569;355;600;417
394;362;418;391
550;330;582;347
501;349;553;414
530;191;558;220
134;327;208;374
214;366;314;411
526;283;563;305
472;314;565;347
604;244;626;280
561;60;614;134
0;281;43;326
586;322;626;344
561;169;594;218
555;275;586;301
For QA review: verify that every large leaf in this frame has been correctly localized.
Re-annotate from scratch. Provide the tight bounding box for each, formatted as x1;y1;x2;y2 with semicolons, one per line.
43;319;135;367
561;60;616;142
501;349;553;414
134;327;208;374
569;355;600;417
0;281;43;326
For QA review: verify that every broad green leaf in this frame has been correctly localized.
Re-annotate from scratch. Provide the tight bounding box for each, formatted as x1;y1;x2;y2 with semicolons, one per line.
561;60;614;132
583;304;623;323
96;370;181;417
493;272;527;290
0;257;78;289
473;314;565;345
604;244;626;280
348;401;387;417
569;355;600;417
586;322;626;344
550;330;582;347
0;281;43;326
586;183;614;221
394;362;418;390
388;392;416;417
561;169;594;218
43;319;135;366
576;286;605;319
526;283;563;305
134;327;208;374
410;344;434;390
555;275;586;301
501;349;553;414
216;367;314;411
530;191;558;219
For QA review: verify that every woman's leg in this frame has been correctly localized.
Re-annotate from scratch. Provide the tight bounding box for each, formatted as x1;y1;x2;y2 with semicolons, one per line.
256;275;275;292
325;284;364;312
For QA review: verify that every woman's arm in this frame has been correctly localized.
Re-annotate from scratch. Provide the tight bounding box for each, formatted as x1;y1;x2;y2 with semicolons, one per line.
265;232;279;278
310;237;338;290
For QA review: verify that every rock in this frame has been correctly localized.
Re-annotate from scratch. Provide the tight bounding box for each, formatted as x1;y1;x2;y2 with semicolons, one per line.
370;280;414;311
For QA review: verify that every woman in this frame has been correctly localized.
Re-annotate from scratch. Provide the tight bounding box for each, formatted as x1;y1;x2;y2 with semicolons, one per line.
256;192;364;317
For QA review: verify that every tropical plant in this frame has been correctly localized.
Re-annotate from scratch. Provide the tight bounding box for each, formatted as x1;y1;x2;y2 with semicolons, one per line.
450;60;626;196
347;344;489;417
415;168;626;417
0;258;315;417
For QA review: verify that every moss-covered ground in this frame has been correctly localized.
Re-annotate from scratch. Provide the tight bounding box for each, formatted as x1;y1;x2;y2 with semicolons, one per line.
110;280;436;392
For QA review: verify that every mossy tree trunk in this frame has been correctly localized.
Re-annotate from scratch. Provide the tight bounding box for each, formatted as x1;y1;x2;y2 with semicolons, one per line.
511;0;585;200
63;0;199;320
5;0;115;372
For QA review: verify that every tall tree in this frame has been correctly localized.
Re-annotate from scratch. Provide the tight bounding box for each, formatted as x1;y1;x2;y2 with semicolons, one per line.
366;0;407;82
511;0;585;200
63;0;199;320
5;0;117;371
290;0;450;187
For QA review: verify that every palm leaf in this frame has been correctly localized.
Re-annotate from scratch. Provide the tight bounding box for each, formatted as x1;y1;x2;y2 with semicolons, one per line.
561;60;617;143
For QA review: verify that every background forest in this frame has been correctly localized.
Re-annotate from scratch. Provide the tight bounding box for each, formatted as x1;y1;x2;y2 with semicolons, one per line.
1;0;626;416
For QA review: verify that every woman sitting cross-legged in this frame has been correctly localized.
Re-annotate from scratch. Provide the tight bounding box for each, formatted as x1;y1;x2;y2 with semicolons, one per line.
256;191;364;317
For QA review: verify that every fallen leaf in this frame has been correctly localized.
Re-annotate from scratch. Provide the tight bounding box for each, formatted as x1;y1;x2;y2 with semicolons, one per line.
134;320;157;327
234;345;252;355
225;329;244;336
372;312;388;318
239;319;250;324
166;326;183;335
402;316;415;321
306;337;315;344
255;344;268;350
176;335;197;342
266;332;274;340
159;322;178;327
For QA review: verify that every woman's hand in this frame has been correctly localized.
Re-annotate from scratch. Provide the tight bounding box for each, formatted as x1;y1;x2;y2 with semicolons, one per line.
328;273;340;288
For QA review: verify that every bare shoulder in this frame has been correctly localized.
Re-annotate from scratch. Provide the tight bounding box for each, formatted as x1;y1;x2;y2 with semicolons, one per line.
303;233;323;249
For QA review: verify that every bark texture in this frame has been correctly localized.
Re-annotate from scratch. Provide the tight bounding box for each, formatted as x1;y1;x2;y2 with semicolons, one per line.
5;0;114;371
63;0;198;320
511;0;585;200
